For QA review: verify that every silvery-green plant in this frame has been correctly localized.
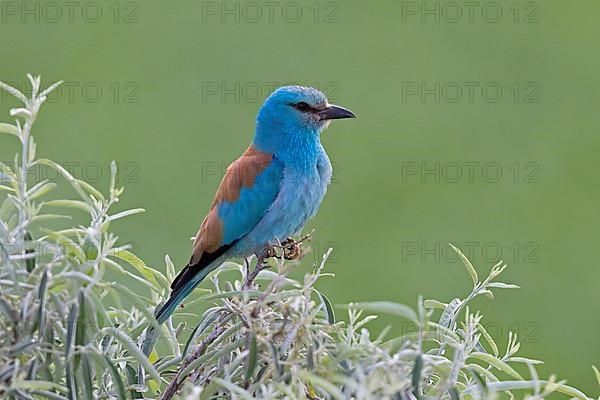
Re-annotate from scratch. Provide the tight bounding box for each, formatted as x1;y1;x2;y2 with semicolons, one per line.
1;76;598;400
0;75;166;399
158;249;597;400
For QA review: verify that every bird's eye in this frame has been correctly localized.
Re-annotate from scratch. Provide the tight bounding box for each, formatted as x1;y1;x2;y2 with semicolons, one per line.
293;102;312;112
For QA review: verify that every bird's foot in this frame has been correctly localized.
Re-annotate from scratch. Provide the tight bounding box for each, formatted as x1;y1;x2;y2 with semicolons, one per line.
263;234;312;261
281;237;301;260
279;234;312;260
263;244;278;259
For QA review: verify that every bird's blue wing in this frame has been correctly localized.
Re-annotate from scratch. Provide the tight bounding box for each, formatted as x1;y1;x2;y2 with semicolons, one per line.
156;145;282;324
217;152;283;245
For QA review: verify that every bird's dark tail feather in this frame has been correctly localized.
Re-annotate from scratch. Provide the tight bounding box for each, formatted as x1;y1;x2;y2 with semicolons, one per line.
154;242;236;324
154;241;237;324
154;264;213;324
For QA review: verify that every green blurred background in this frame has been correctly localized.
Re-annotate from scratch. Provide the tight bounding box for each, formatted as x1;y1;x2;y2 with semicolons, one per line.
1;0;599;393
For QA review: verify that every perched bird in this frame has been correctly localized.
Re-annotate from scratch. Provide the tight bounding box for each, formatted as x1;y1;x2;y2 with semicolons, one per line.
155;86;355;324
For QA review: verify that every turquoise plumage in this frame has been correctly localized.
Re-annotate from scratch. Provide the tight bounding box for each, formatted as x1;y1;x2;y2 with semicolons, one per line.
155;86;355;324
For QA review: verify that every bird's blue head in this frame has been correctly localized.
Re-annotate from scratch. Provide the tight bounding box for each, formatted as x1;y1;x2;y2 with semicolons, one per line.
254;86;355;155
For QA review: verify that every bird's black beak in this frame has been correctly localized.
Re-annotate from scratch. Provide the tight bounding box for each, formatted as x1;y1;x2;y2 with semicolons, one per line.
317;104;356;121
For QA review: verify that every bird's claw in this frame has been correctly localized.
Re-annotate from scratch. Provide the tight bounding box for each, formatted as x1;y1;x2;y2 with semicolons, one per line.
281;237;301;260
263;245;277;259
263;234;312;261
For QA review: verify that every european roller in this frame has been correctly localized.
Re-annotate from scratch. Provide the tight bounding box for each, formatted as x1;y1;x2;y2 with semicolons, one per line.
155;86;355;324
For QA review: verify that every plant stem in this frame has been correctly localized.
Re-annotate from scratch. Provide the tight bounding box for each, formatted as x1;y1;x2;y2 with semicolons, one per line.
161;254;268;399
243;255;268;290
15;88;39;247
159;324;227;400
